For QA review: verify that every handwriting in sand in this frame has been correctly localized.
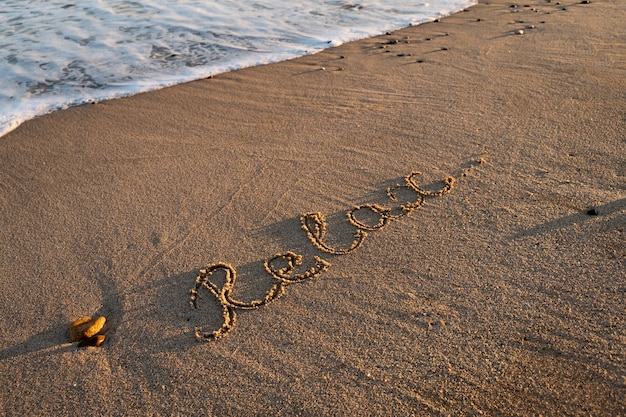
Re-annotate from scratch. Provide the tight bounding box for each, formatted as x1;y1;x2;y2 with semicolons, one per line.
190;162;483;340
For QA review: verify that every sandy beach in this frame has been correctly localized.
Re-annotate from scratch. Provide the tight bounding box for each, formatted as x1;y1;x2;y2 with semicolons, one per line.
1;0;624;415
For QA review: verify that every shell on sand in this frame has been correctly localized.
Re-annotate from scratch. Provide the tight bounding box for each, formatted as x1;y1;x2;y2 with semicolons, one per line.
69;316;106;342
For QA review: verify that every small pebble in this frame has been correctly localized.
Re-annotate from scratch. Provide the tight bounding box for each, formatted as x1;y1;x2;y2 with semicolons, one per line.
78;335;106;348
515;29;524;35
580;0;591;3
416;59;425;63
587;208;599;216
528;24;536;29
433;18;440;22
441;47;449;50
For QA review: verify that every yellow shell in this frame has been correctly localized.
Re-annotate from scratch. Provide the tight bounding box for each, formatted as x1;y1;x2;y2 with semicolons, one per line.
69;316;106;342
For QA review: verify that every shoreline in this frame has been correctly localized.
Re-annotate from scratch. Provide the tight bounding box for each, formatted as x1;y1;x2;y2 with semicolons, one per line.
1;0;624;415
0;1;477;139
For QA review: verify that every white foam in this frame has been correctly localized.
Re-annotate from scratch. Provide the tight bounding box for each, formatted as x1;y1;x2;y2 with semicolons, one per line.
0;0;475;137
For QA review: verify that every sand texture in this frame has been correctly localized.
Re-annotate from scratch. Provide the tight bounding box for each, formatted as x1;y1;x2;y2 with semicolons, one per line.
1;0;624;415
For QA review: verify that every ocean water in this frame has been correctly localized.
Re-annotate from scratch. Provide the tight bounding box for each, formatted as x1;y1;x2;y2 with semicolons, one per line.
0;0;475;137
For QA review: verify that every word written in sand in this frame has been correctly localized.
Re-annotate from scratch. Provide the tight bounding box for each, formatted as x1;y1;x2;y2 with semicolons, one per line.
190;169;463;341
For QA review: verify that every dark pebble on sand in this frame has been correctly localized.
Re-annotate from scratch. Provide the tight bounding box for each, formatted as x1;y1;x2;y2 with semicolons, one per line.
441;47;449;50
78;335;105;348
587;208;599;216
417;59;425;63
581;0;591;3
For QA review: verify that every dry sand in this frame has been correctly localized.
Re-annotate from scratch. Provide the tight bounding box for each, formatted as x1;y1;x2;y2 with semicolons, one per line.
1;0;624;415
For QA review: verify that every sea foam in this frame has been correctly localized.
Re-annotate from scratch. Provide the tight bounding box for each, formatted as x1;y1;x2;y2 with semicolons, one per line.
0;0;475;137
